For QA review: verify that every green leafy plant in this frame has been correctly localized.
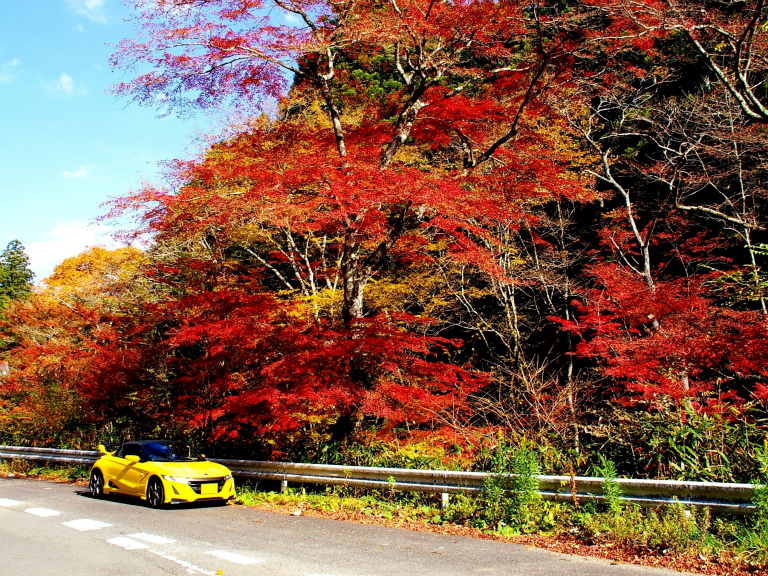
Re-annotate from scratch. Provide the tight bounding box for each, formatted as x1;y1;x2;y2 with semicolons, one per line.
507;445;541;530
596;455;622;515
737;446;768;564
478;436;541;533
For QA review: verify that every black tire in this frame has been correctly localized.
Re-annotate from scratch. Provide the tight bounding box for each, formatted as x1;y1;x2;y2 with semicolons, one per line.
89;469;104;499
146;477;165;509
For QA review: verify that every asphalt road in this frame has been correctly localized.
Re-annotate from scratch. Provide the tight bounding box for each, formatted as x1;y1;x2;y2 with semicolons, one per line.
0;477;693;576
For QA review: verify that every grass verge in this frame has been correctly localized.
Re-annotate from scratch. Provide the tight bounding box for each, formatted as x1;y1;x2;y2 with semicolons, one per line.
0;459;89;483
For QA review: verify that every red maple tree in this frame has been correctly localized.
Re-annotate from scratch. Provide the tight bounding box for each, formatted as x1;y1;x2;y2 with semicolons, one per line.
103;0;589;450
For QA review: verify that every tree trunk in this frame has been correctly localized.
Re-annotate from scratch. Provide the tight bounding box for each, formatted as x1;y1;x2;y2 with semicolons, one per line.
341;231;369;324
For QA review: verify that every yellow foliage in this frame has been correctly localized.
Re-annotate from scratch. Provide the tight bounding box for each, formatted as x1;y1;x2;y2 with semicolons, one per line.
43;246;147;307
366;269;452;317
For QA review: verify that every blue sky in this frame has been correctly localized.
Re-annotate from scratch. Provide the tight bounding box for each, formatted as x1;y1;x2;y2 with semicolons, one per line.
0;0;214;281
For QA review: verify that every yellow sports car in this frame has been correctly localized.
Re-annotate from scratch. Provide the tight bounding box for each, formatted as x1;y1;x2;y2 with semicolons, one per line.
89;440;235;508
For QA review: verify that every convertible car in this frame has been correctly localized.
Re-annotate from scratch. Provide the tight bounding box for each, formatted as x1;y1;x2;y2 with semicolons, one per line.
88;440;235;508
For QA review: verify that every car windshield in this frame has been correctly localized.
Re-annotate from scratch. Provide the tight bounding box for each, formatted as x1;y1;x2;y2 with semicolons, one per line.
141;441;198;462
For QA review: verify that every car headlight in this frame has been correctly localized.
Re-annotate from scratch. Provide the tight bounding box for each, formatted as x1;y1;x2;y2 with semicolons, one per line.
162;476;191;484
224;473;232;481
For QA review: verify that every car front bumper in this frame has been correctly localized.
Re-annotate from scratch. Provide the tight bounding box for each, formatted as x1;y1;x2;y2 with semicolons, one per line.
163;477;236;503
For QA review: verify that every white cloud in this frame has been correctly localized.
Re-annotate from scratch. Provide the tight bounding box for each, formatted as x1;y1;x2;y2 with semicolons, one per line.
62;165;100;179
282;12;303;25
0;59;20;84
57;73;74;94
46;72;87;96
27;221;123;282
66;0;108;23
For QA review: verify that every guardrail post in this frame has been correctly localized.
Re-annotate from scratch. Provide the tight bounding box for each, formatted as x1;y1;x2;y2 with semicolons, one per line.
280;479;288;493
441;492;449;509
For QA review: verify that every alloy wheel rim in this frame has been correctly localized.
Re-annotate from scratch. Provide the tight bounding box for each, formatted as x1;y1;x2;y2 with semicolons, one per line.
90;473;102;496
149;481;161;506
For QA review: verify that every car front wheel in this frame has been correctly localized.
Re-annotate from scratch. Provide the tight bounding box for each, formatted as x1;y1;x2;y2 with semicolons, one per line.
146;477;165;509
89;469;104;499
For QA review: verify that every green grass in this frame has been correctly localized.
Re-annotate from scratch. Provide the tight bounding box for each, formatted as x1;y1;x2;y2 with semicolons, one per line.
0;459;90;482
235;483;448;524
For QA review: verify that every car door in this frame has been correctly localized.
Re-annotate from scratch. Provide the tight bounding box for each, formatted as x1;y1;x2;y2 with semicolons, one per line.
121;457;150;495
111;443;146;495
98;450;125;491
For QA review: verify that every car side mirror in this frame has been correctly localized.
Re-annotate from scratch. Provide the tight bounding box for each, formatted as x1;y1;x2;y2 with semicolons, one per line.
125;455;141;463
97;444;110;455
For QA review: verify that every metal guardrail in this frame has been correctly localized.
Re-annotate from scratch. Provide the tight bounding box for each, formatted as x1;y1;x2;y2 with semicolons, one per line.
0;445;758;514
0;445;100;466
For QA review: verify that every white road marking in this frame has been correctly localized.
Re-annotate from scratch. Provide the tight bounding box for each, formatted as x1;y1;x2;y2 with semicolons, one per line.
0;498;21;507
63;518;113;531
107;536;150;550
128;532;176;545
205;550;261;565
146;549;217;575
24;507;60;517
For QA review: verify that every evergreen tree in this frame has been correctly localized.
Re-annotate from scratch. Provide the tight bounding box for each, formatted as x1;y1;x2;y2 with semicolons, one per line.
0;239;34;305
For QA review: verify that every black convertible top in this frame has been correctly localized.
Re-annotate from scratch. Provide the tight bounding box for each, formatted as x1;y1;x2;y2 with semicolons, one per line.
119;439;180;446
103;439;184;448
104;439;201;462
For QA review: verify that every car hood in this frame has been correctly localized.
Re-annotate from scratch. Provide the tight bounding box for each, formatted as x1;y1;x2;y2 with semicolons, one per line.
151;461;230;478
